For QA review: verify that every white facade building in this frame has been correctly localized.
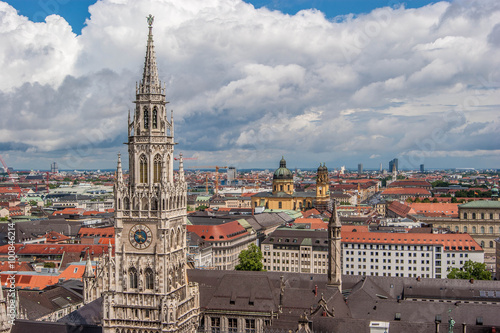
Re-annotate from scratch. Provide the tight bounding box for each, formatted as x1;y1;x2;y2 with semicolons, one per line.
262;227;484;279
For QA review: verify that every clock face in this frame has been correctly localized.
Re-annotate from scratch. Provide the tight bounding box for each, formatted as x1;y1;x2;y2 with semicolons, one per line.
129;224;153;249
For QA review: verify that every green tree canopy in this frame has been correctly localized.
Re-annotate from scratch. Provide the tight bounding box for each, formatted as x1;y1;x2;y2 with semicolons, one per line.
235;243;264;271
447;260;491;280
431;180;450;188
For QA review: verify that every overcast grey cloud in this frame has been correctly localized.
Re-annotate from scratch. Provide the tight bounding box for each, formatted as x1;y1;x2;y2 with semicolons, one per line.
0;0;499;170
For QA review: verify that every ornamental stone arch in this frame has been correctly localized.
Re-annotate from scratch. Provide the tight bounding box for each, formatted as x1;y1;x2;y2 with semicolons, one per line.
142;197;149;211
177;227;182;248
170;229;176;250
153;154;162;183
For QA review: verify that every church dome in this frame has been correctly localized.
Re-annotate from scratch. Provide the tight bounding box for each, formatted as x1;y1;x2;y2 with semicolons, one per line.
273;157;293;180
317;163;327;172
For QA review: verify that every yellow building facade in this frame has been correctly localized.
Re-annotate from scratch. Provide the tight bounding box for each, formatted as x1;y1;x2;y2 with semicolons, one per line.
251;158;330;211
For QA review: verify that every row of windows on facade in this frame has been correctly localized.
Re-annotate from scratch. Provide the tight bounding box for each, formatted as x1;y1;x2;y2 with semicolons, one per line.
142;107;159;130
209;317;257;333
346;264;433;271
118;195;185;211
451;225;499;235
139;154;165;183
345;271;436;278
343;244;442;251
255;201;313;209
345;251;431;257
345;258;434;264
265;266;326;273
463;212;498;220
128;267;155;289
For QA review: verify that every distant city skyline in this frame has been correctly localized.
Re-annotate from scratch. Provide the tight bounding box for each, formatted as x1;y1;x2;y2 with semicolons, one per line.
1;0;499;170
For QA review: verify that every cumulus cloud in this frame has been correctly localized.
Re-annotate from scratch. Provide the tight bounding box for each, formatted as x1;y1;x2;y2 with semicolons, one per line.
0;0;500;169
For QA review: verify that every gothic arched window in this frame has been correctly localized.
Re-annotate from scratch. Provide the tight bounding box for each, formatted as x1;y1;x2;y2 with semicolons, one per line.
152;107;158;129
129;268;138;289
145;268;154;290
140;155;148;183
154;154;162;183
144;107;149;129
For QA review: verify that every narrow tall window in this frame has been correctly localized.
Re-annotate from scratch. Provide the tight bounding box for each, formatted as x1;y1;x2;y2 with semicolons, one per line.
152;107;158;129
154;154;161;183
129;268;138;289
228;318;238;333
245;319;256;333
145;268;154;289
211;317;221;333
140;155;148;183
144;107;149;129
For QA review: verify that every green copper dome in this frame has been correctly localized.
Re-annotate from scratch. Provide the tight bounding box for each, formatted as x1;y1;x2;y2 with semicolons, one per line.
273;156;293;180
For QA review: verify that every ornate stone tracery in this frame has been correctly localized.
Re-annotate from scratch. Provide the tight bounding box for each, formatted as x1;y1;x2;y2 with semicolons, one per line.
83;15;199;333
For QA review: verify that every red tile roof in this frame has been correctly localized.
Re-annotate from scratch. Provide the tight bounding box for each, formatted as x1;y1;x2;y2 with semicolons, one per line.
0;261;34;272
387;201;414;217
77;226;115;239
187;221;249;241
52;208;85;216
388;179;431;188
341;231;482;251
382;188;431;196
409;203;460;217
58;262;96;280
0;273;60;290
293;218;327;230
302;208;320;218
37;231;71;243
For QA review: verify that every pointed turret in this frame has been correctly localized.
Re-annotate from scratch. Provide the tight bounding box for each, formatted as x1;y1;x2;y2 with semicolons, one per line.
170;109;174;138
179;152;185;182
117;153;123;184
108;239;113;258
140;14;161;94
83;251;94;278
327;203;342;291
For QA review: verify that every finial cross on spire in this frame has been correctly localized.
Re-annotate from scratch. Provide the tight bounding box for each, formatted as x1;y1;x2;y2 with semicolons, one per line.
147;14;154;27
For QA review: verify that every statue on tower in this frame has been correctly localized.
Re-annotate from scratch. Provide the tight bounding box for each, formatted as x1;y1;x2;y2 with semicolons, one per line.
147;14;154;27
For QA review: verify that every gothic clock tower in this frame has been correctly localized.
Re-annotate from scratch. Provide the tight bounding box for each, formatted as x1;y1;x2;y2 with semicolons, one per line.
100;15;199;333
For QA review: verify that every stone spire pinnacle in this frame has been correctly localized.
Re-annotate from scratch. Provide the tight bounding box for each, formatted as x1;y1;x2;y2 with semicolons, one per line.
140;14;162;94
179;152;185;182
117;153;123;183
83;251;94;278
327;202;342;291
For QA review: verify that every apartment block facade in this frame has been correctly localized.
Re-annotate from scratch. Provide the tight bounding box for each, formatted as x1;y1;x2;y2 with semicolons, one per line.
261;227;484;279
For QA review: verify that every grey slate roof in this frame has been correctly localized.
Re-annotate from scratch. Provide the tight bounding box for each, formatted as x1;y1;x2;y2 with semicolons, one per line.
188;270;500;333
